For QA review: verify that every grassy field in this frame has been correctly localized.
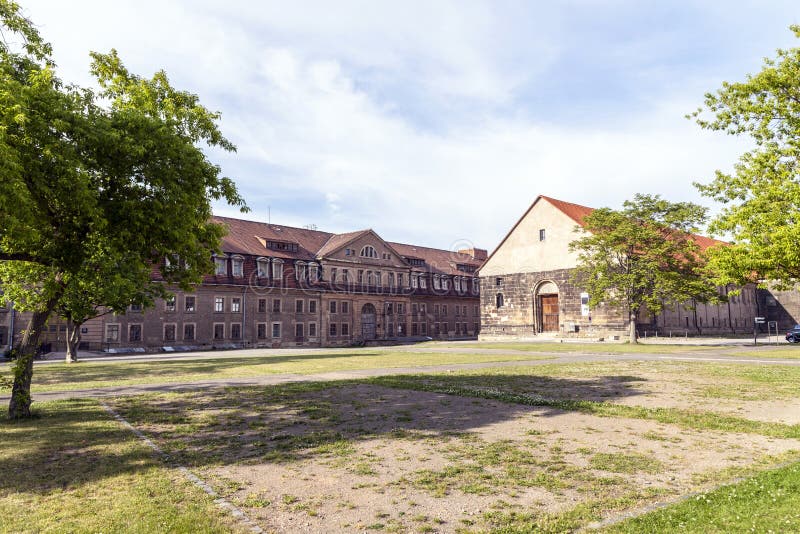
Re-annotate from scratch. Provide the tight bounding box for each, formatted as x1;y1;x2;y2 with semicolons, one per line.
0;399;236;533
3;346;800;532
0;350;548;393
436;341;723;353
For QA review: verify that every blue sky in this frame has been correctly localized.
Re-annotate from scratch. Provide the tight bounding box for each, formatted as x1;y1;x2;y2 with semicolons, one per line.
23;1;800;250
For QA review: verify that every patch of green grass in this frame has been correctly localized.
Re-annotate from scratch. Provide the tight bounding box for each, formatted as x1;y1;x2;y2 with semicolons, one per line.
603;461;800;533
435;341;719;354
0;399;233;533
0;350;549;393
730;345;800;359
589;453;664;474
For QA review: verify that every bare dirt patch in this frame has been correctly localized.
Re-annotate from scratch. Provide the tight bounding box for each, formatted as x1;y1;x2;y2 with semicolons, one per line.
110;382;800;533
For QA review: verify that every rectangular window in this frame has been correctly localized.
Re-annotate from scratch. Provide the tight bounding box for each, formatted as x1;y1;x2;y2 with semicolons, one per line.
412;303;418;316
357;270;364;285
421;322;427;335
272;261;283;281
231;323;241;339
434;323;440;335
412;323;419;335
309;323;317;337
342;269;349;283
455;306;460;317
329;323;337;337
331;267;337;282
341;302;349;314
164;323;176;341
434;304;440;316
183;323;195;341
295;323;304;338
130;303;142;312
214;257;227;275
258;298;267;313
463;305;467;317
106;324;120;343
539;229;546;241
330;301;337;314
165;296;176;312
272;299;281;313
442;305;448;317
214;296;224;313
185;295;196;313
341;323;349;336
309;300;316;313
257;323;267;339
129;324;142;342
420;304;426;315
386;302;394;315
231;297;241;313
213;323;225;340
272;323;281;338
398;274;403;287
397;303;404;315
232;257;244;277
295;300;304;313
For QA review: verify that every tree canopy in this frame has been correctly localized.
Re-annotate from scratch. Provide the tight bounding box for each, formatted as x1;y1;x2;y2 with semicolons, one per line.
0;0;247;417
569;194;720;343
692;25;800;288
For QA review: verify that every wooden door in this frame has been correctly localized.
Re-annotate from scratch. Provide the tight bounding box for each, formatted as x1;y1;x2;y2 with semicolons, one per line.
361;304;377;340
540;295;559;332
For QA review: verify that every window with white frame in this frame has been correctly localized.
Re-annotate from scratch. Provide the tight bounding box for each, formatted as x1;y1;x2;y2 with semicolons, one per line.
230;323;241;339
231;255;244;277
185;295;196;312
106;324;120;343
214;255;227;276
411;274;418;288
360;245;378;258
366;271;374;286
183;323;195;340
442;277;449;291
213;323;225;340
129;324;142;342
376;271;382;286
164;323;177;341
419;275;427;289
397;273;403;287
309;263;319;281
472;278;479;294
257;323;267;339
308;322;317;337
388;273;395;288
165;295;176;312
272;322;281;338
433;275;441;290
257;257;269;278
272;259;284;281
295;261;306;281
231;297;241;313
214;296;224;313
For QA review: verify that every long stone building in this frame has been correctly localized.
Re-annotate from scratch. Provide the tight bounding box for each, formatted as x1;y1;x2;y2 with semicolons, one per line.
1;217;485;353
478;195;777;340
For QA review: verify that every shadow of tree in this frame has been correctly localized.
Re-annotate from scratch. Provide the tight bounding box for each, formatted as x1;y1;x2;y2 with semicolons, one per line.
0;373;648;495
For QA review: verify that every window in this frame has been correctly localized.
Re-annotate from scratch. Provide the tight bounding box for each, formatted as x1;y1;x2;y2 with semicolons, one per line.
256;257;269;278
456;323;461;335
442;305;448;317
397;303;404;315
164;324;176;341
472;278;479;294
442;277;449;291
421;322;427;335
330;323;337;337
496;277;502;286
130;303;142;312
496;293;504;308
106;324;120;343
214;296;225;313
309;323;317;337
266;240;298;252
435;323;440;335
345;248;353;256
295;323;304;338
455;306;460;317
433;276;441;290
412;323;419;335
360;245;378;258
342;269;349;283
341;323;349;336
231;297;241;313
231;323;241;339
331;267;337;283
309;300;316;313
539;229;546;241
420;304;426;315
397;274;403;287
367;271;374;286
419;276;427;289
341;301;349;314
272;299;281;313
272;323;281;338
411;275;418;288
295;261;307;281
185;295;196;313
386;302;394;315
183;323;195;341
434;304;440;316
330;301;337;314
213;323;225;340
165;296;176;312
295;300;304;313
231;256;244;277
257;323;267;339
376;272;382;286
258;298;267;313
214;255;227;275
272;259;284;281
388;273;395;288
309;264;319;281
357;270;364;285
412;303;418;316
129;324;142;342
463;305;467;317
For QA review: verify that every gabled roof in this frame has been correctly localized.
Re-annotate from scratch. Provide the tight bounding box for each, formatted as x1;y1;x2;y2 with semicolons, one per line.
389;241;481;276
480;195;727;271
316;230;370;258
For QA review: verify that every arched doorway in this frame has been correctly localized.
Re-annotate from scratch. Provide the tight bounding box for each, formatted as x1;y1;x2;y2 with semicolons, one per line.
361;303;377;340
535;281;559;332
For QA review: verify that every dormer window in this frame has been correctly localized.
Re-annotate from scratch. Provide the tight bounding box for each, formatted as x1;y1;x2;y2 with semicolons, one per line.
309;263;319;281
419;275;427;289
272;258;284;281
433;275;441;290
231;255;244;277
296;261;307;281
442;277;449;291
266;240;298;252
472;278;480;294
213;255;227;276
411;274;418;288
454;277;461;292
360;245;378;259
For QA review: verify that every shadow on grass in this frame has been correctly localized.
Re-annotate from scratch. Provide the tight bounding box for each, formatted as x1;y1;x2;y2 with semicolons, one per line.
27;352;384;386
0;373;648;495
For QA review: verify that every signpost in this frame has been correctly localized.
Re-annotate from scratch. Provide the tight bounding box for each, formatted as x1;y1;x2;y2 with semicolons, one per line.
754;316;766;345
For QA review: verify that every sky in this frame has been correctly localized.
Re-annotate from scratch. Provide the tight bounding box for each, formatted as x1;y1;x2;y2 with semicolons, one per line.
20;1;800;251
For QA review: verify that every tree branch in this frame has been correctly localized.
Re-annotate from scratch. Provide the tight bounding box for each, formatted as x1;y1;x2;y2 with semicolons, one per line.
0;252;43;263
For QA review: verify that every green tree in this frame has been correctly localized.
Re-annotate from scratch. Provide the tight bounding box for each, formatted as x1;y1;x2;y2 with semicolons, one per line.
0;1;247;418
692;25;800;288
569;195;720;343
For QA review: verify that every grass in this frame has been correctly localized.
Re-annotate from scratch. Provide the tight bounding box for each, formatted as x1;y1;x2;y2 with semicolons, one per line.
0;350;548;393
603;460;800;533
434;341;720;353
0;399;235;533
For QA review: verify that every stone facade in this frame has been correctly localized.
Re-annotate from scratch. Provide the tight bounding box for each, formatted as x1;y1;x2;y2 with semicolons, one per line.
759;286;800;331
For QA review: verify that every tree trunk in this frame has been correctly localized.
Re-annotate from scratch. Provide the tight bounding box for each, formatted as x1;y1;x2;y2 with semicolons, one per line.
8;308;51;419
629;310;638;344
65;319;80;363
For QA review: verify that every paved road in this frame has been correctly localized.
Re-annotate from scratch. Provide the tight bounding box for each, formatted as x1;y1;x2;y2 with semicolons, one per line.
4;349;800;403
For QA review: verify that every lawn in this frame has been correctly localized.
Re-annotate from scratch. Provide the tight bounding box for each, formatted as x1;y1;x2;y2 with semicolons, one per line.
434;341;722;354
0;350;548;393
0;399;236;533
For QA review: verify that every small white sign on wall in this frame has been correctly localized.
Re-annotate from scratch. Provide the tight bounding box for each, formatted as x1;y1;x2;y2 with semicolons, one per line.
580;292;590;317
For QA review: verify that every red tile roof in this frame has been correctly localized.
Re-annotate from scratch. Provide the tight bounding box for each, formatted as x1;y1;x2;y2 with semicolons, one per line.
211;216;483;275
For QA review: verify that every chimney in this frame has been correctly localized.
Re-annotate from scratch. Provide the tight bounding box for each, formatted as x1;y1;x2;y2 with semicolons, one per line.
458;248;488;261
